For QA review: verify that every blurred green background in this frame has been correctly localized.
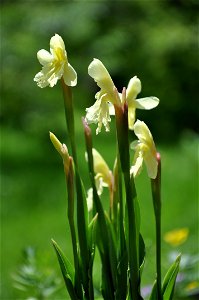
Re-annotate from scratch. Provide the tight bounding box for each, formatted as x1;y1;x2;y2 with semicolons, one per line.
1;0;198;299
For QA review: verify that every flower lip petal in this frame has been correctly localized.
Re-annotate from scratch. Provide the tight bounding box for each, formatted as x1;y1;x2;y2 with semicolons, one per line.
37;49;53;66
108;102;115;115
134;96;159;110
130;152;143;177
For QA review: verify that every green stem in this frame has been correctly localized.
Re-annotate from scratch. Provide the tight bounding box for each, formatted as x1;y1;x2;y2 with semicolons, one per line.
151;153;162;300
124;172;139;300
156;211;162;300
61;78;77;166
66;159;82;299
114;102;139;300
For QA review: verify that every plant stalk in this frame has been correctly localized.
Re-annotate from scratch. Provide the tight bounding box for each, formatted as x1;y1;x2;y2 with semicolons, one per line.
114;101;139;300
61;78;77;166
151;153;162;300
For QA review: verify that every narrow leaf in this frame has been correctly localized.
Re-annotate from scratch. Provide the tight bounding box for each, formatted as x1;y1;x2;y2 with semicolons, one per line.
163;254;181;300
115;250;128;300
139;234;146;275
87;214;98;300
51;239;78;300
105;212;117;290
149;280;157;300
75;168;91;298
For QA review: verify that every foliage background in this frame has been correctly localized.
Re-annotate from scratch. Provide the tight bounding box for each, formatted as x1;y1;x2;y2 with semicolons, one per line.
1;0;198;299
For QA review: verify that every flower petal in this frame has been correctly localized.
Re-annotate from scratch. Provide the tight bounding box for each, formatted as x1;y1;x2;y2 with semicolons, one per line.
92;148;112;186
37;49;53;66
88;58;114;92
144;150;158;179
133;120;153;145
134;96;159;110
63;63;77;86
50;33;65;51
126;76;141;101
86;188;93;212
130;140;139;150
85;97;111;134
130;150;144;177
34;71;49;88
95;175;104;195
86;99;101;124
88;58;111;81
108;102;115;115
128;104;136;130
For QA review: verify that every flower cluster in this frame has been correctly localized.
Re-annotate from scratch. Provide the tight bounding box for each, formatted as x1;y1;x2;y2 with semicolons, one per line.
34;34;159;181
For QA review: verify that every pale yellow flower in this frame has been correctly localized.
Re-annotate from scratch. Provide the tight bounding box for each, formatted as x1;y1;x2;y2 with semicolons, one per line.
86;59;159;133
34;34;77;88
164;228;189;246
92;148;113;195
85;59;120;134
86;148;113;211
130;120;158;179
125;76;159;129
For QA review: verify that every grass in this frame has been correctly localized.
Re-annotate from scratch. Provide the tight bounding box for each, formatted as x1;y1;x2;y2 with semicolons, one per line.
1;122;198;299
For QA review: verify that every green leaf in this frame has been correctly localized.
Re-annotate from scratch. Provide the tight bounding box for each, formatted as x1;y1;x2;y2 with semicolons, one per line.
162;254;181;300
105;212;117;290
51;239;78;300
126;173;139;298
88;213;98;251
87;215;98;300
149;280;157;300
92;189;115;299
75;170;89;264
134;195;141;234
75;168;91;298
115;249;128;300
139;234;146;275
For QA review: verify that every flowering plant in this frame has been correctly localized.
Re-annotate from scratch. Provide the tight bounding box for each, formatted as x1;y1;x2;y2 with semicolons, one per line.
34;34;181;300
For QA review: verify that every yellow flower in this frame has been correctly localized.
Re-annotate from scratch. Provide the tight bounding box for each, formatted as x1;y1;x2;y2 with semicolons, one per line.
85;58;120;134
126;76;159;129
92;148;113;195
130;120;158;179
164;228;189;246
185;281;199;291
85;149;113;212
34;34;77;88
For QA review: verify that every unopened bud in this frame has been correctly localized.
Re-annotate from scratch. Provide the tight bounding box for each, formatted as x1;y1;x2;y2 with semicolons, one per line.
49;132;70;164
